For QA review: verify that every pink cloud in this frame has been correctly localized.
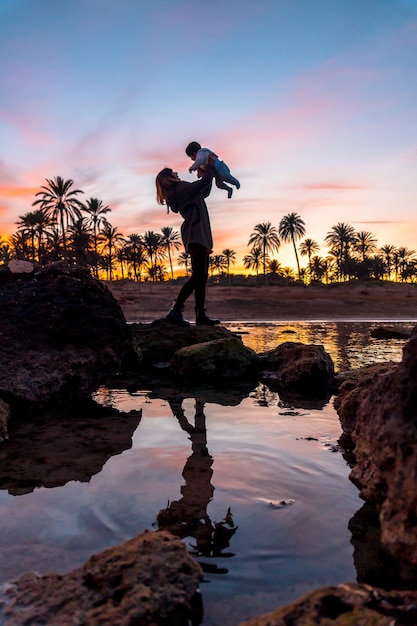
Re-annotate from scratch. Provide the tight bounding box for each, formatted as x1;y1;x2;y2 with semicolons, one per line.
353;220;400;225
298;182;367;191
0;184;40;199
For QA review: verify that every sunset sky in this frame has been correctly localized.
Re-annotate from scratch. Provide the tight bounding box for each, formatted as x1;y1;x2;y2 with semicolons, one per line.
1;0;416;272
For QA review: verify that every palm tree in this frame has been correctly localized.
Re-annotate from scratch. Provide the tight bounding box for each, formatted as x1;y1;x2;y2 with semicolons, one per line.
267;259;282;275
248;222;280;281
177;251;190;276
33;208;52;265
9;231;29;260
310;255;327;282
16;209;52;264
325;222;357;281
82;198;111;277
67;217;92;267
243;246;263;277
396;246;416;282
379;244;397;281
116;247;128;280
32;176;84;259
44;226;62;263
142;231;166;281
279;212;306;280
354;231;377;262
123;233;147;281
281;266;295;283
0;240;12;265
211;254;227;276
299;238;320;280
161;226;181;280
222;248;236;285
99;223;124;280
16;211;39;262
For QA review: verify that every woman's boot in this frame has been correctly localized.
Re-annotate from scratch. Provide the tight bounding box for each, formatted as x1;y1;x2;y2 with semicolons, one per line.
195;308;221;326
166;302;189;326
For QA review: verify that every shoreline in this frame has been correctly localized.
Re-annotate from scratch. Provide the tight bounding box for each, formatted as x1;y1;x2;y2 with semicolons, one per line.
105;280;417;324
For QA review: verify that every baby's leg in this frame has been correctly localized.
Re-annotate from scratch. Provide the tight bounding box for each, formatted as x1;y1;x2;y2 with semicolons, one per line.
215;177;233;198
215;161;240;188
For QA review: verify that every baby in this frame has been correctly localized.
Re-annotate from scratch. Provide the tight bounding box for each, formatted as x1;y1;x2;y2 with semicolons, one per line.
186;141;240;198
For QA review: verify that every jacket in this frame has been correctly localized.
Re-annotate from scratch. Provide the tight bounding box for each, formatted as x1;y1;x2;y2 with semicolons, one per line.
167;168;214;253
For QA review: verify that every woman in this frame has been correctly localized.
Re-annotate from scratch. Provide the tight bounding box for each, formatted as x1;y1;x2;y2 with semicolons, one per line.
156;164;220;326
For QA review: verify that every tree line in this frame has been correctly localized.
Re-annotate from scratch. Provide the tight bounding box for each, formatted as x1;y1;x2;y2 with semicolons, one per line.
0;175;415;284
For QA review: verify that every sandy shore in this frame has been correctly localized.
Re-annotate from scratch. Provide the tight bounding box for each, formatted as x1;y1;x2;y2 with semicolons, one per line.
105;280;417;323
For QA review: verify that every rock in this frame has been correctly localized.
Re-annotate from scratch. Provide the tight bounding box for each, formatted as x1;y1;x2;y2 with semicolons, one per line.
238;583;417;625
0;265;140;411
333;363;396;439
170;336;259;380
3;530;203;626
334;325;417;576
131;318;235;365
0;398;10;442
7;260;34;274
370;326;411;340
259;342;335;392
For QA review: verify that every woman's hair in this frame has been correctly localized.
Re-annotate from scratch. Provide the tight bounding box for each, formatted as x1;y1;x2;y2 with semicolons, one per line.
155;168;178;206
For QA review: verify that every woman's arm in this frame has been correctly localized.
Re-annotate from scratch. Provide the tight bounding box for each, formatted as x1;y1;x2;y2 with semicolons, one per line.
180;166;214;202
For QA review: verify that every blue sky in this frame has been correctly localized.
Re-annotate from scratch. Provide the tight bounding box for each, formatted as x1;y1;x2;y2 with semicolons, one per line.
1;0;416;270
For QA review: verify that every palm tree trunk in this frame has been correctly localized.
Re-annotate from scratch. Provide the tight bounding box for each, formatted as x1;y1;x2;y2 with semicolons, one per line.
292;236;301;280
60;210;67;261
168;246;174;281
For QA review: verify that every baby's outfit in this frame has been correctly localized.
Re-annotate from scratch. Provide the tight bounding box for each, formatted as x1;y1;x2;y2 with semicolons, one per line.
190;147;240;198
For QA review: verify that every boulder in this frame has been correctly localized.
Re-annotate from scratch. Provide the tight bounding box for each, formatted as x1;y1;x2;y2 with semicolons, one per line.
334;324;417;576
0;265;140;411
3;530;203;626
259;342;335;393
370;326;411;340
239;583;417;625
0;398;10;442
7;259;35;274
131;318;234;365
170;336;259;380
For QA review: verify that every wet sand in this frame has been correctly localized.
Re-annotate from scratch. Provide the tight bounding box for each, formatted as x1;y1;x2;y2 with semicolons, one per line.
105;280;417;323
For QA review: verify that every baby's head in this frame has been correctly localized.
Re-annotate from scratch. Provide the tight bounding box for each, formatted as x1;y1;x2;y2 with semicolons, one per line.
185;141;201;160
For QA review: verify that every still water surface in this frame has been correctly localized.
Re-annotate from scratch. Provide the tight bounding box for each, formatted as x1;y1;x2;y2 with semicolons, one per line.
0;321;414;625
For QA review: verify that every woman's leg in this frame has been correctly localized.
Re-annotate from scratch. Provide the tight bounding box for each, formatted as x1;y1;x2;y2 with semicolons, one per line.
166;247;207;325
192;250;209;309
168;247;219;325
192;251;220;325
174;249;207;308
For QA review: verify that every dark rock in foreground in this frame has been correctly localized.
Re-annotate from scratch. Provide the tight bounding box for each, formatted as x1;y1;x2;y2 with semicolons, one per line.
335;325;417;579
3;530;203;626
0;265;140;413
239;583;417;625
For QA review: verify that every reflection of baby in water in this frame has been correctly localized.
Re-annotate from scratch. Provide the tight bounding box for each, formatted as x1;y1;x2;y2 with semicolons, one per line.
157;398;237;566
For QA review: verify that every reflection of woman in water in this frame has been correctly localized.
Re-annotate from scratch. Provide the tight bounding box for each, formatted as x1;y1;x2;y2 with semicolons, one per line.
157;398;237;566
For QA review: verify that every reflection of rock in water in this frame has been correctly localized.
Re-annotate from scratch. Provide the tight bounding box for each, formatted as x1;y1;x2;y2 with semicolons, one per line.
349;502;416;590
250;382;331;410
0;401;142;495
157;398;237;573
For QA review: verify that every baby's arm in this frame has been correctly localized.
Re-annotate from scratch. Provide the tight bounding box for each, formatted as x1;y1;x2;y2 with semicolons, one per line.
189;148;210;172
